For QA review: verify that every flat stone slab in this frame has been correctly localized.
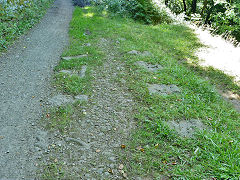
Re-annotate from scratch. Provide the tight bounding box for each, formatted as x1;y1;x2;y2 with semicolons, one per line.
59;70;73;74
75;95;88;102
83;43;91;47
48;94;74;106
167;119;205;137
62;54;88;61
65;137;90;149
127;50;152;56
49;94;88;106
59;66;87;78
135;61;163;72
80;65;87;78
148;84;181;96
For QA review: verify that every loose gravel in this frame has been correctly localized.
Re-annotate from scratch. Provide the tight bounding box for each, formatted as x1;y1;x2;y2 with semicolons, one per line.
41;38;137;179
0;0;73;178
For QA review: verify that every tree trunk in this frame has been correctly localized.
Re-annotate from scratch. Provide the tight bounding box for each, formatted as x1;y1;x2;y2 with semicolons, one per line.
165;0;169;6
191;0;197;13
201;0;208;17
183;0;187;12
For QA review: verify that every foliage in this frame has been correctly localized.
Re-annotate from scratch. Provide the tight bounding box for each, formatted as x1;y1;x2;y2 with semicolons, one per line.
210;3;240;41
92;0;173;24
165;0;240;42
0;0;53;51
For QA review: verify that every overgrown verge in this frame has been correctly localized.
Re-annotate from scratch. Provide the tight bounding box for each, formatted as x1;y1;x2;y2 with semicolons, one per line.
41;5;240;179
92;0;173;24
0;0;53;52
111;14;240;178
165;0;240;43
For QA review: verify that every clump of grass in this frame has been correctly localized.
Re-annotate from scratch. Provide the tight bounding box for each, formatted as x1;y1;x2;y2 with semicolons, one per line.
44;105;73;133
40;158;65;180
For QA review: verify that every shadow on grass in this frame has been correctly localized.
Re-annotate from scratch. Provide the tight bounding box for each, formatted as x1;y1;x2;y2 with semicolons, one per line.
187;64;240;95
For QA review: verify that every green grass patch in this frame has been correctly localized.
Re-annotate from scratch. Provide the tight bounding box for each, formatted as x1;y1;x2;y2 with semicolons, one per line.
44;105;73;133
48;6;240;179
41;159;65;180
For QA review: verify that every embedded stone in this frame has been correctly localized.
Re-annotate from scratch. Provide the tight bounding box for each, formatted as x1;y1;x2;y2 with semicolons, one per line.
59;70;73;74
141;51;152;56
148;84;181;96
80;65;87;78
83;43;91;47
167;119;205;137
127;50;140;55
75;95;88;102
48;94;74;106
62;54;88;61
119;38;126;41
135;61;163;72
84;29;91;36
127;50;152;56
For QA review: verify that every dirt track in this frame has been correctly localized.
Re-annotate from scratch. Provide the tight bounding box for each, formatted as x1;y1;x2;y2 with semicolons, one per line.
0;0;73;178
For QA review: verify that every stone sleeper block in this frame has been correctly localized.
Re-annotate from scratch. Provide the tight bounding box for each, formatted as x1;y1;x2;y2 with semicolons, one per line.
148;84;181;96
135;61;163;72
65;137;90;149
62;54;88;61
75;95;88;101
167;119;205;137
127;50;140;55
80;65;87;78
141;51;152;56
49;94;88;106
83;43;91;47
127;50;152;56
59;70;73;74
48;94;74;106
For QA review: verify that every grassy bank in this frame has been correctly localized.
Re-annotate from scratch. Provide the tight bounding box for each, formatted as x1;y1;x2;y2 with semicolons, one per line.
43;6;240;179
0;0;53;52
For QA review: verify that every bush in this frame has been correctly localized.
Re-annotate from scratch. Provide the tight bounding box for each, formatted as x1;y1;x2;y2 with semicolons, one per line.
73;0;91;7
164;0;240;43
210;4;240;42
0;0;53;51
92;0;173;24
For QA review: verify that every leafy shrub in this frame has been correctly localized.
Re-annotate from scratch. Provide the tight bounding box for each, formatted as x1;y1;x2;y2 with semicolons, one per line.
210;3;240;42
0;0;53;51
73;0;91;7
92;0;173;24
128;0;173;24
164;0;240;43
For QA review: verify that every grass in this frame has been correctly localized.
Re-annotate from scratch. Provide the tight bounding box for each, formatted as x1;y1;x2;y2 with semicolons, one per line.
42;6;240;179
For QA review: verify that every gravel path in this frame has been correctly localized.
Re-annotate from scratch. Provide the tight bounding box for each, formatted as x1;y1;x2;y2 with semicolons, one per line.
0;0;73;178
40;38;137;179
71;40;136;179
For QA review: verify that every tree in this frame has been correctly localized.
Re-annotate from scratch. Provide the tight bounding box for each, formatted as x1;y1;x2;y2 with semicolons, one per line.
191;0;197;13
183;0;187;12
